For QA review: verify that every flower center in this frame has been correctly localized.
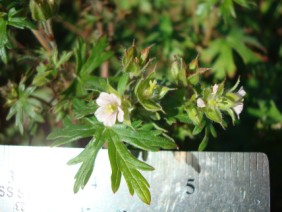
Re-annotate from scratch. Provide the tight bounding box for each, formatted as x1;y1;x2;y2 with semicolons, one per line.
106;103;118;114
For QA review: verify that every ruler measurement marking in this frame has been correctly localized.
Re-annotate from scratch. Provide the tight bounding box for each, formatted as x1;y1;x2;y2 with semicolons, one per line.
256;153;259;171
210;153;214;179
217;152;219;172
197;152;200;193
257;153;264;178
236;153;240;177
224;152;226;179
243;153;245;171
262;154;265;177
229;152;233;173
249;153;252;188
258;153;263;178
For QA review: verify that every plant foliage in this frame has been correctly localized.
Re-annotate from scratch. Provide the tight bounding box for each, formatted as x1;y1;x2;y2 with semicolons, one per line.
0;0;281;206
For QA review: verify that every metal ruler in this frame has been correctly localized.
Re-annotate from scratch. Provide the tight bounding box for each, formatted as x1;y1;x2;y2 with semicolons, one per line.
0;146;270;212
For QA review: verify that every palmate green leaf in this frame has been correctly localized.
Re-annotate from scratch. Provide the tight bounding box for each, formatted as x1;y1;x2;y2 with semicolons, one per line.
107;129;153;204
107;129;154;171
83;76;107;92
68;38;111;95
6;83;44;134
73;98;98;119
111;124;177;151
48;118;105;193
227;29;260;64
47;118;101;146
80;37;113;75
202;28;261;79
68;127;105;193
0;8;34;63
248;100;282;125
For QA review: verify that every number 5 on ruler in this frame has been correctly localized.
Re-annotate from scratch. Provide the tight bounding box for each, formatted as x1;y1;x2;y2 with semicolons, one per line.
186;178;195;194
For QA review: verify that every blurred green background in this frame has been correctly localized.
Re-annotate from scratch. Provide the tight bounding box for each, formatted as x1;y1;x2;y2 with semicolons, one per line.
0;0;281;210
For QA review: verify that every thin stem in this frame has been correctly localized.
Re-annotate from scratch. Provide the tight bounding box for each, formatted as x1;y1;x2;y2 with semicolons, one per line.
31;20;57;54
42;20;58;52
31;29;52;53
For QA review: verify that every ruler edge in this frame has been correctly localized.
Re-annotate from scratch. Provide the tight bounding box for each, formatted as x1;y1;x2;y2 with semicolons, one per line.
0;145;270;210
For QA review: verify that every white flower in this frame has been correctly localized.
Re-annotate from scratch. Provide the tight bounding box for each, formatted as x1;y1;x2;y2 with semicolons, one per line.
232;86;246;119
197;98;206;108
212;84;218;95
233;103;243;119
237;86;246;97
95;92;124;127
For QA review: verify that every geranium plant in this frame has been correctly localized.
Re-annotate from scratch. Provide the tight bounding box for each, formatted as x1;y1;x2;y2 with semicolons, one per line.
0;0;247;205
47;41;246;204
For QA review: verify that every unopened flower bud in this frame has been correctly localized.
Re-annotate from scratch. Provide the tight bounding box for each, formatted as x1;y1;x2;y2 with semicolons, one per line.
189;56;199;71
30;0;60;21
123;44;137;66
140;44;153;64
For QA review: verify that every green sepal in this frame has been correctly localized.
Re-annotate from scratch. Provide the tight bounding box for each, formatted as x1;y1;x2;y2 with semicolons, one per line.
209;123;217;138
192;120;206;135
170;57;187;86
188;57;199;71
226;108;236;125
187;73;200;85
135;72;168;112
186;106;203;126
217;81;225;96
205;108;223;127
229;77;240;92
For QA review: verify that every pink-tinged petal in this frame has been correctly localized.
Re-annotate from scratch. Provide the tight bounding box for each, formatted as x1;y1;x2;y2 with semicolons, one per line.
237;86;246;97
117;107;124;122
103;111;117;127
110;93;121;106
212;84;219;95
96;92;113;106
95;106;107;122
197;98;206;108
233;103;243;119
95;106;114;123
